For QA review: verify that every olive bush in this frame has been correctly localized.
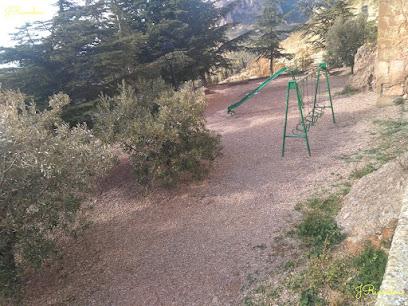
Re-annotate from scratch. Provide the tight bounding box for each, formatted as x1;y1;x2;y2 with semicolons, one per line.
94;80;223;188
0;89;112;301
325;14;369;74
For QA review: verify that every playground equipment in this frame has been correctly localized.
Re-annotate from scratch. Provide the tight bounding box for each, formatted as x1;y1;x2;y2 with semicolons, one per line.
227;67;294;114
282;63;335;156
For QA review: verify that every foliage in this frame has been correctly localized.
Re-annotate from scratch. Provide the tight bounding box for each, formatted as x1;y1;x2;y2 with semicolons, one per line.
289;243;388;305
295;193;345;251
349;163;378;180
349;244;388;291
296;213;345;250
299;288;324;305
0;0;247;125
94;79;223;188
0;1;146;109
325;14;368;74
0;88;112;301
298;0;354;50
241;186;392;305
341;119;408;168
248;0;292;74
336;85;359;96
294;48;314;72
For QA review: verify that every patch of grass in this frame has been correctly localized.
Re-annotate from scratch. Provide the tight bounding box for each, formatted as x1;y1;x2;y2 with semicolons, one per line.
295;214;345;251
299;288;324;306
246;271;259;286
255;285;265;294
306;194;342;217
287;253;351;305
380;237;393;249
252;244;267;251
341;182;352;195
242;296;254;305
295;202;303;212
274;235;284;243
294;194;345;253
336;85;359;96
349;163;378;180
288;243;388;305
267;286;281;299
339;118;408;181
394;97;405;106
367;119;408;165
294;194;342;218
348;243;388;293
284;260;296;271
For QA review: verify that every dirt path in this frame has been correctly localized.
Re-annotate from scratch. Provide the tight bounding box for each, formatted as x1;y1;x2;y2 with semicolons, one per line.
25;72;399;305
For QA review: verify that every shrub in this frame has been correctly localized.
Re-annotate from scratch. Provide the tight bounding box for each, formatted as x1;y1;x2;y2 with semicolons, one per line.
0;88;112;301
296;213;345;249
336;85;359;96
294;48;314;72
349;244;388;292
94;79;223;188
325;14;368;74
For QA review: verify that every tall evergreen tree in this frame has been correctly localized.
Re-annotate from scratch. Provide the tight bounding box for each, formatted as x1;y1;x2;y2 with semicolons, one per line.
325;14;368;74
298;0;354;50
118;0;246;84
0;0;148;124
0;0;246;123
248;0;291;75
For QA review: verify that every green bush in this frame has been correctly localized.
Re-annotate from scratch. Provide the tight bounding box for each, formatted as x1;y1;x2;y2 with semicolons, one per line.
296;213;345;249
94;79;223;188
0;88;112;301
336;85;359;96
349;244;388;292
325;14;368;74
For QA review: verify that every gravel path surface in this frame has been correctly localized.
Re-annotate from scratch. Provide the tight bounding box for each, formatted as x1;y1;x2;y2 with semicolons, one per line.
24;72;397;305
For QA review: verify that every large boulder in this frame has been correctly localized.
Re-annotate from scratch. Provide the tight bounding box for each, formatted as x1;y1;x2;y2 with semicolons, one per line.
336;154;408;246
345;43;377;91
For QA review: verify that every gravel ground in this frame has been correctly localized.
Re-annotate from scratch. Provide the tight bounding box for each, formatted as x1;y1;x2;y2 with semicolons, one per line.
24;71;400;305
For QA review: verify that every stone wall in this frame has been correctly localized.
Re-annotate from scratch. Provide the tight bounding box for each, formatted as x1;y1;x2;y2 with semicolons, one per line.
376;0;408;106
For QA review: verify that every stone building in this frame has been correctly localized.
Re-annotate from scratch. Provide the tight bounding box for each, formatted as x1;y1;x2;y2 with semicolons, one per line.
376;0;408;106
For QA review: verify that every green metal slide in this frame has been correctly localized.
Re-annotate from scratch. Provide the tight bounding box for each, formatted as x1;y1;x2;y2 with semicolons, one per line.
227;67;293;114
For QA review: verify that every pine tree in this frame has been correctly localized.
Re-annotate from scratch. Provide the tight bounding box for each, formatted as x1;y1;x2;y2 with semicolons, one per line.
0;0;148;124
0;0;247;124
298;0;354;50
126;0;247;84
248;0;291;75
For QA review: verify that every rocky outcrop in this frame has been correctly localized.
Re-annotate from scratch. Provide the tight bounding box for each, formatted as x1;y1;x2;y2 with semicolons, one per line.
345;44;377;91
217;0;264;26
336;154;408;245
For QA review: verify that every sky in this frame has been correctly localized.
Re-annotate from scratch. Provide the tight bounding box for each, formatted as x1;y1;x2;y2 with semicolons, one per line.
0;0;58;47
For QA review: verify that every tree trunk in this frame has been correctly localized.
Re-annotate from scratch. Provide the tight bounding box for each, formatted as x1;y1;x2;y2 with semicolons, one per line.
351;63;354;75
270;56;274;75
200;71;208;87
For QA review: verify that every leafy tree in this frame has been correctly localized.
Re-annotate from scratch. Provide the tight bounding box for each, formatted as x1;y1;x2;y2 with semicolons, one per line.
248;0;291;75
325;14;368;74
298;0;354;50
94;79;223;188
0;0;246;124
125;0;247;85
0;88;112;301
0;0;148;125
